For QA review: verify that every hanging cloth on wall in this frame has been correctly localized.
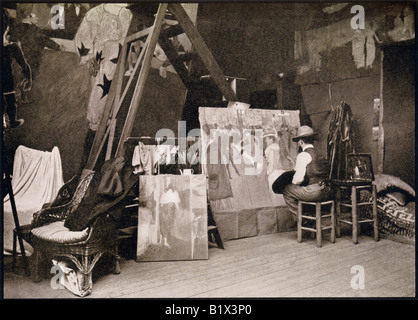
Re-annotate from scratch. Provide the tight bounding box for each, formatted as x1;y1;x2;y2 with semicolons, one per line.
132;142;157;175
352;29;377;69
327;101;355;181
206;140;234;201
74;4;132;131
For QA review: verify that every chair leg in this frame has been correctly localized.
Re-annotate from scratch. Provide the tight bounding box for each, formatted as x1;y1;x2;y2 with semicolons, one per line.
297;201;302;243
79;255;93;297
31;250;42;283
372;185;379;241
352;186;358;244
316;203;322;248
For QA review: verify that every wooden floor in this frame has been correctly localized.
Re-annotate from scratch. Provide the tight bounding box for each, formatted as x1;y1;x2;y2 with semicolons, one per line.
3;231;415;299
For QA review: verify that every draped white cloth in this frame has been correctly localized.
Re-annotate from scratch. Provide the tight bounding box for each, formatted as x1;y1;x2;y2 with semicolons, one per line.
3;145;64;254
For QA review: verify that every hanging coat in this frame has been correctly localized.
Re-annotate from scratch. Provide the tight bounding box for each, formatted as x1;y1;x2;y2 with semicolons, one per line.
327;101;355;181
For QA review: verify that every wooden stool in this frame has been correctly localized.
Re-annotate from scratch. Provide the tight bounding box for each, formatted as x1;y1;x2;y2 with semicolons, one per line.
297;200;336;248
335;183;378;244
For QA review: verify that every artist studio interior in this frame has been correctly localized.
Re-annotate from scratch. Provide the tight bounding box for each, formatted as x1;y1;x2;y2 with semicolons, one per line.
2;2;415;299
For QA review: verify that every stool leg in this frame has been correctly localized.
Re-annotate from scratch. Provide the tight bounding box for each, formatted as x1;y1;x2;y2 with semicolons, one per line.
316;203;322;248
352;186;358;244
297;201;302;243
330;201;336;243
335;188;341;238
372;185;379;241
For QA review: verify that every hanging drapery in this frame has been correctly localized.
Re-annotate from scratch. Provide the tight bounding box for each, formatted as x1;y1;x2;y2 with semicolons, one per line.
327;101;355;181
74;4;132;131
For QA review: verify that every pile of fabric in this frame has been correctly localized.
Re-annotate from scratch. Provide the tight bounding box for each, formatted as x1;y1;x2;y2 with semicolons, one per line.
360;174;415;244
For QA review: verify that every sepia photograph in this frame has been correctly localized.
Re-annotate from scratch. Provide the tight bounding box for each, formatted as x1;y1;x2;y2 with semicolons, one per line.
1;0;415;309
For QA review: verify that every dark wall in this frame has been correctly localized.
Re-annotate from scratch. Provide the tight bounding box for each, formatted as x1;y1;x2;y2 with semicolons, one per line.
196;3;295;102
4;50;90;182
382;41;415;188
295;39;382;166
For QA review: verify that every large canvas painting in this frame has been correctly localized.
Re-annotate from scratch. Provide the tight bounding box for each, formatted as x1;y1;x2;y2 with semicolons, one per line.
137;174;208;261
198;106;300;211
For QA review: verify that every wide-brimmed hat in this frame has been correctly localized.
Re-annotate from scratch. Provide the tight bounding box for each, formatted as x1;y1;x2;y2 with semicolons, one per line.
292;125;317;142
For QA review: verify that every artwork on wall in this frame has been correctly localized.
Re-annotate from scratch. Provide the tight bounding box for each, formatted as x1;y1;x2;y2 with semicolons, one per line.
136;174;208;261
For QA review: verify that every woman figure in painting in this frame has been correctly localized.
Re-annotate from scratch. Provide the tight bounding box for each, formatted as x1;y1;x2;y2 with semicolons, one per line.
263;127;285;192
159;182;180;248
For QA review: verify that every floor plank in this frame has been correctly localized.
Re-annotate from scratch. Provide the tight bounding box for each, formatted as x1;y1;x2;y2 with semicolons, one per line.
3;232;415;299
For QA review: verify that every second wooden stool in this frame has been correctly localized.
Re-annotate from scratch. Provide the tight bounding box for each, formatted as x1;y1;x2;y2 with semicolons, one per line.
297;200;336;248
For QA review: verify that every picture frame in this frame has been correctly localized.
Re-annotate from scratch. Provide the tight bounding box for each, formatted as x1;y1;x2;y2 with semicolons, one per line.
346;153;374;181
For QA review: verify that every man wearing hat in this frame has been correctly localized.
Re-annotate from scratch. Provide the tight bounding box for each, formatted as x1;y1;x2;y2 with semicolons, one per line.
282;125;332;218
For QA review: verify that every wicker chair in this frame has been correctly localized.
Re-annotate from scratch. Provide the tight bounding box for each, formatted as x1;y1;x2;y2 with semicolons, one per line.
29;170;121;296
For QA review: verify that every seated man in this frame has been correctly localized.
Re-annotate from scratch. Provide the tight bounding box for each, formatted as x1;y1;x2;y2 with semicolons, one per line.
282;125;332;219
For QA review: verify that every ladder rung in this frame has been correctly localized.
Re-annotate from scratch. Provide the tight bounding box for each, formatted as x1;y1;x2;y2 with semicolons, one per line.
161;24;184;38
174;52;196;64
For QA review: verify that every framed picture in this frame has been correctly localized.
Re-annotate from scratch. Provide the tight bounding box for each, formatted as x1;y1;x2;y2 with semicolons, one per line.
346;153;374;181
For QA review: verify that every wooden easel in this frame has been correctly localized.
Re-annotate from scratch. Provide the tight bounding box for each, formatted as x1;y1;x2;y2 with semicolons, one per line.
85;3;237;170
83;3;232;250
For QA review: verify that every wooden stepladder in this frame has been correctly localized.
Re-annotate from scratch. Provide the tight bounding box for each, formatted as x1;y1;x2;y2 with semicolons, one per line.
85;3;237;170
